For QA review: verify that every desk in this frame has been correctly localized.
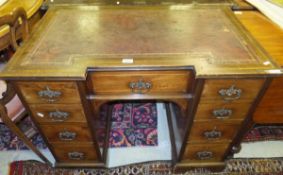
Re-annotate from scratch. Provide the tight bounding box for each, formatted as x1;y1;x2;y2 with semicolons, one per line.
0;4;281;171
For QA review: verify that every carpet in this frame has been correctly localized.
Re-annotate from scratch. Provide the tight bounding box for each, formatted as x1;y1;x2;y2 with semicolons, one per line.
243;125;283;142
9;158;283;175
101;103;158;147
0;117;46;151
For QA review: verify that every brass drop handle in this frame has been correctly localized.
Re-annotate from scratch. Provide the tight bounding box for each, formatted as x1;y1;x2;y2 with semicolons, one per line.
49;110;69;122
68;152;84;160
196;151;213;160
218;85;242;101
213;108;233;119
129;79;152;94
59;130;76;141
203;127;222;140
38;86;62;102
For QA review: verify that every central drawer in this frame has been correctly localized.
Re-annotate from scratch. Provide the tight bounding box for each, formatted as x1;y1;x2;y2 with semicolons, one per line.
87;70;192;95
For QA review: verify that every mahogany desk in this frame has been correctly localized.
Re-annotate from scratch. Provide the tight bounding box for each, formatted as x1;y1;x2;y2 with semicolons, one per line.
0;4;281;171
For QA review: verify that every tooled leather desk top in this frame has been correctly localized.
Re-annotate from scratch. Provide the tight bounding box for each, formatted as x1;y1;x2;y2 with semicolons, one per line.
0;5;280;79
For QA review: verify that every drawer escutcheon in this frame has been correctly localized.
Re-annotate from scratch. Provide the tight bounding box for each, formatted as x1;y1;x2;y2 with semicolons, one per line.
59;130;77;141
203;128;222;140
49;110;69;122
197;151;213;160
218;85;242;101
68;152;84;160
38;86;62;102
129;79;152;94
213;108;233;119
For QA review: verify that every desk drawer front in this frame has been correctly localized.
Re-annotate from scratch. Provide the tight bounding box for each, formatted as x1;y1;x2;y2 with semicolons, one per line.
188;122;240;143
200;79;264;102
16;81;81;104
52;144;98;162
182;143;229;162
29;104;86;123
40;124;92;142
88;70;192;94
194;102;250;122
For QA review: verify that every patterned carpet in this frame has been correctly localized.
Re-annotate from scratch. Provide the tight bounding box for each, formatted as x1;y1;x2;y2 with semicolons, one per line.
243;125;283;142
0;117;46;151
100;103;158;147
9;158;283;175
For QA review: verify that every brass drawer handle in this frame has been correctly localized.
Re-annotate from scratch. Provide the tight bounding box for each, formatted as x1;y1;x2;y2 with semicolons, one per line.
218;85;242;101
68;152;84;160
49;110;69;122
213;108;232;119
59;130;77;141
203;128;222;140
38;86;62;102
197;151;213;160
129;79;152;94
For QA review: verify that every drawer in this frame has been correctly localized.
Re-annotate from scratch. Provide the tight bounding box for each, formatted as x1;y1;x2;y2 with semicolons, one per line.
182;143;229;162
194;102;251;122
87;70;192;95
40;124;92;142
52;143;98;162
16;81;81;104
29;104;86;123
200;79;264;102
188;122;240;143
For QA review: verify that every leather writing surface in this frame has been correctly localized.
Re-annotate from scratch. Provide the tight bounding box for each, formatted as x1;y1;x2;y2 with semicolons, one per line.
0;5;279;79
21;7;254;64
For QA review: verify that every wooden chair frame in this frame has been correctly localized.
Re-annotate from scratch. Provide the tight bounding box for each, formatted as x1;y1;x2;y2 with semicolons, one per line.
0;7;30;51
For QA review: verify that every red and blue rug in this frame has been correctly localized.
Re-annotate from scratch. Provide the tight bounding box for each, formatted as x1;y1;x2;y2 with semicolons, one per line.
0;117;46;151
108;103;158;147
9;158;283;175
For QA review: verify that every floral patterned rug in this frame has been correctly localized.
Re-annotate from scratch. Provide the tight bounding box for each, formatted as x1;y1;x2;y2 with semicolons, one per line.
0;117;46;151
9;158;283;175
108;103;158;147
